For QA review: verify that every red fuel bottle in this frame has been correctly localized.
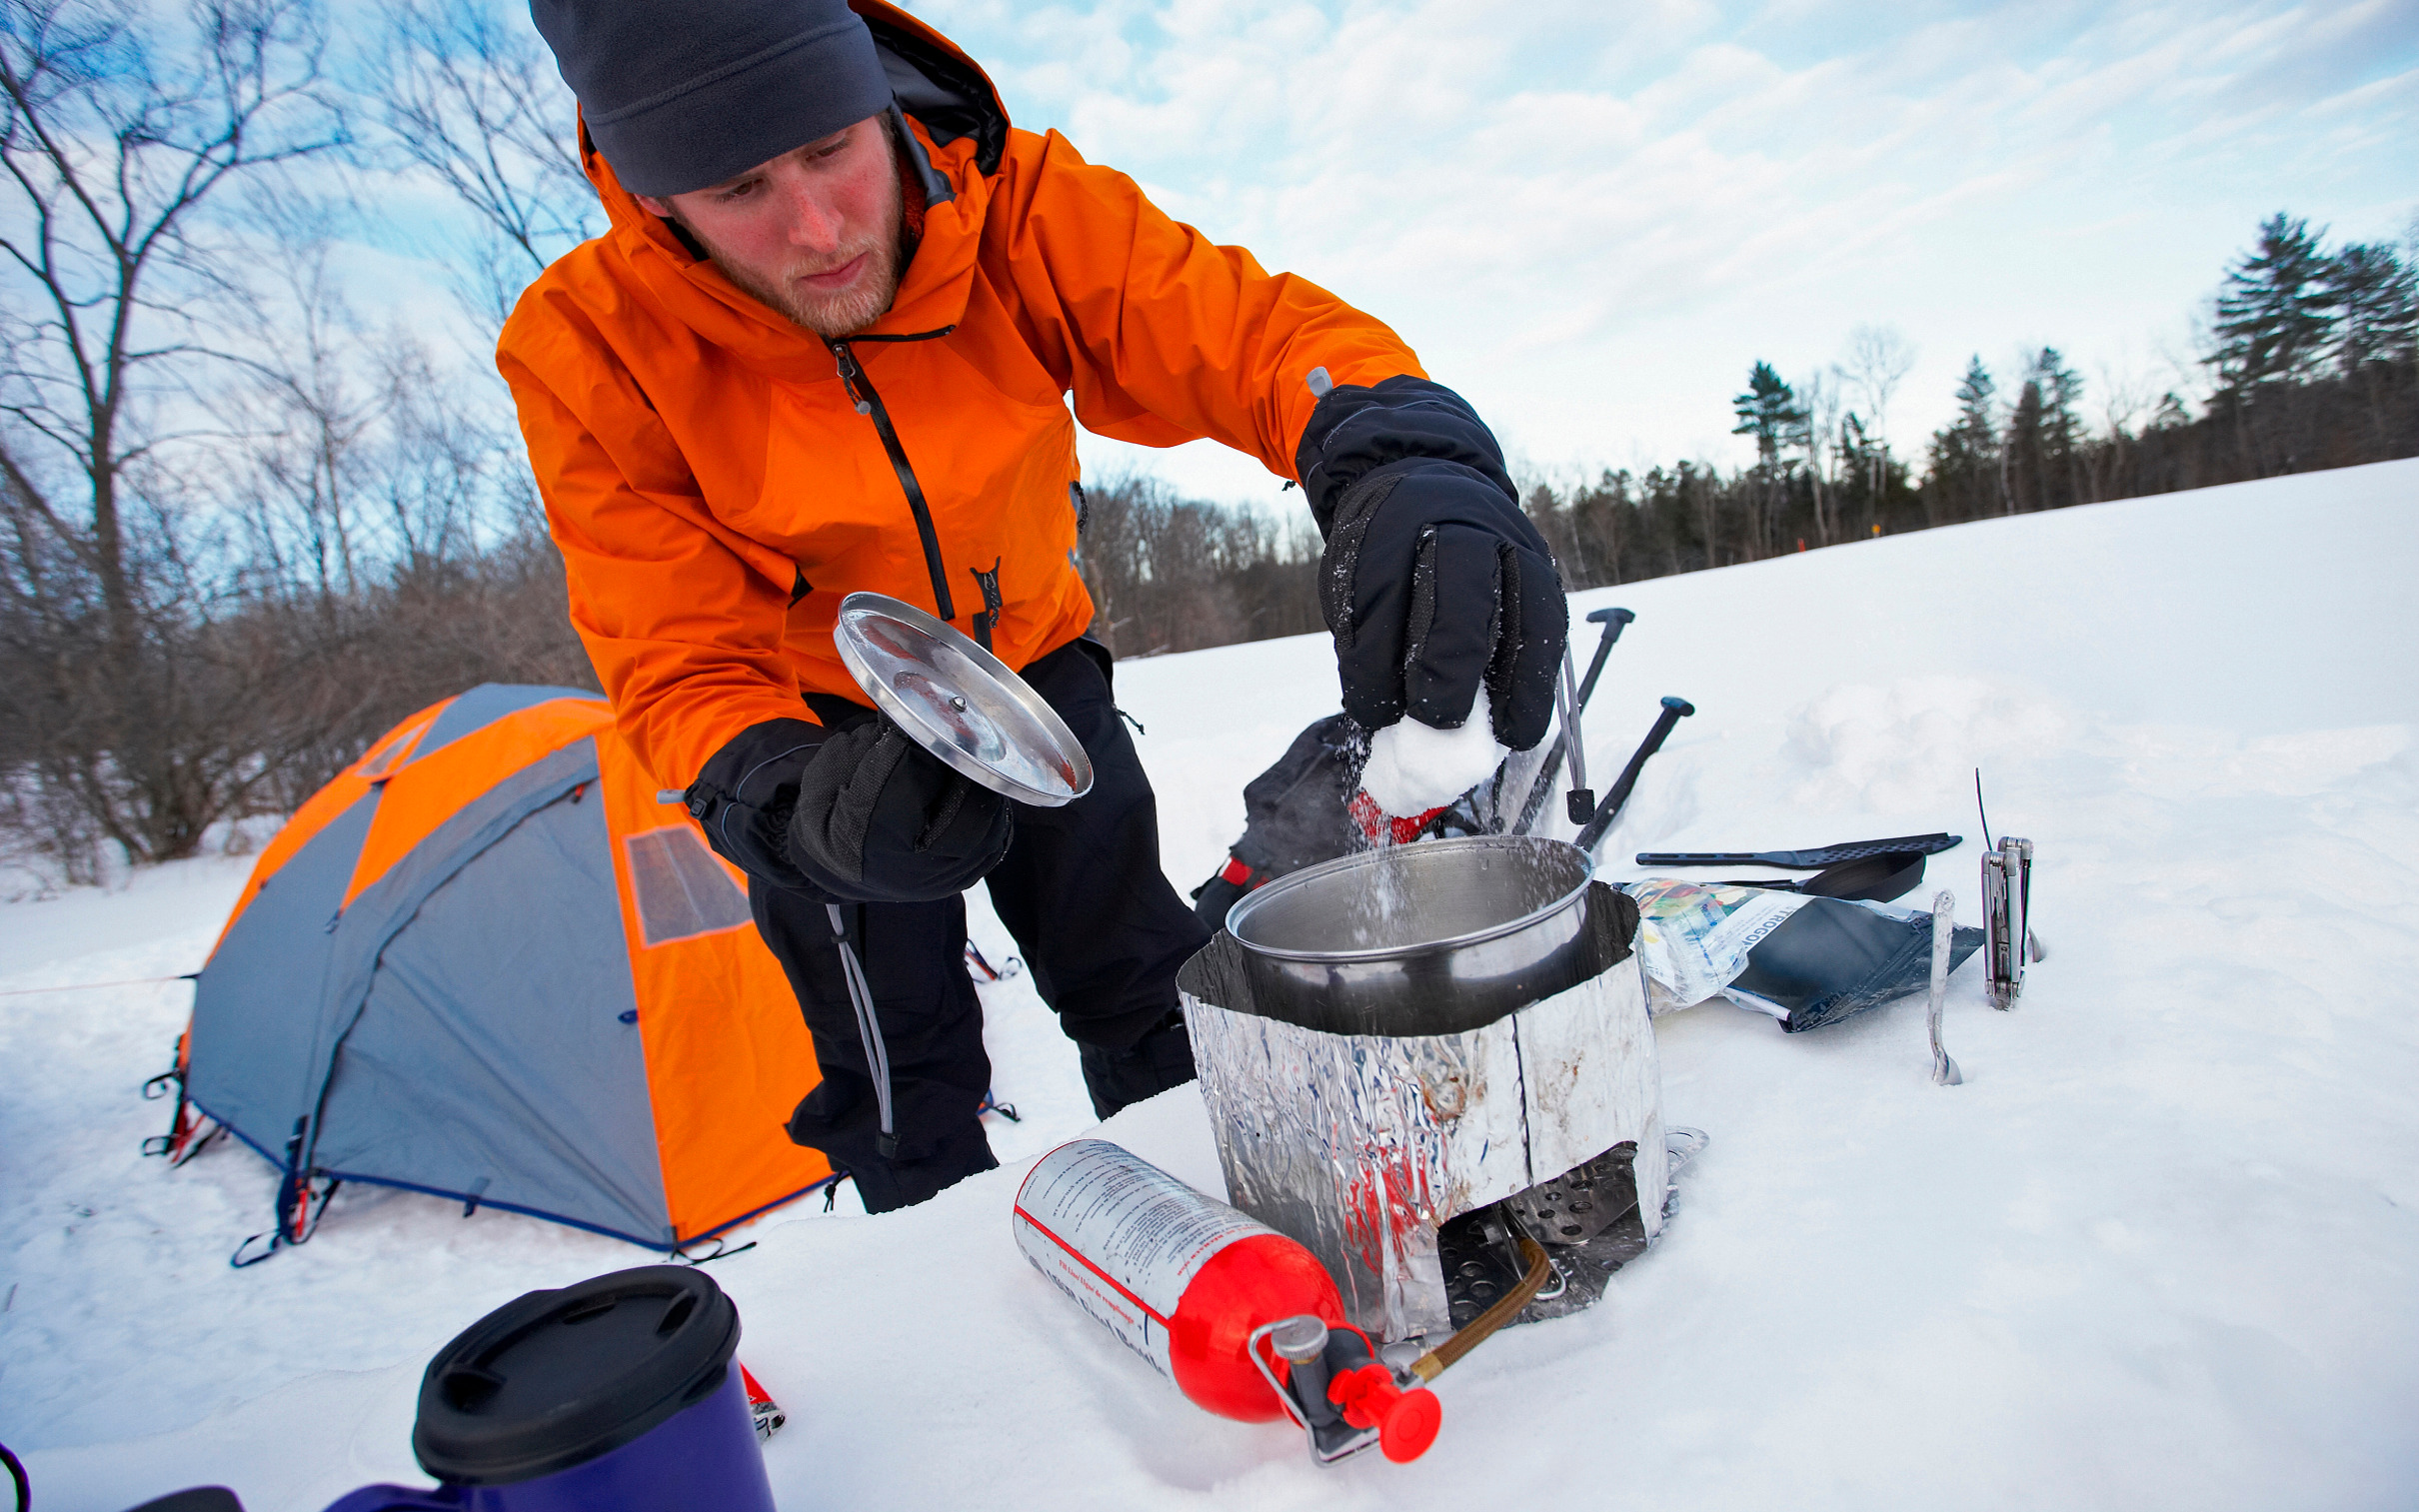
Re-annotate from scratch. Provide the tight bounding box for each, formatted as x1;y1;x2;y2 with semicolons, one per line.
1014;1138;1438;1461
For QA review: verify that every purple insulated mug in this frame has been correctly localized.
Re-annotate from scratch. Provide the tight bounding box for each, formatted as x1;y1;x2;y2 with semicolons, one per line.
322;1265;777;1512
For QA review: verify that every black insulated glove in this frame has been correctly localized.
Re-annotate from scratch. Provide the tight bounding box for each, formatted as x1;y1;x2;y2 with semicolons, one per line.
686;717;828;893
1295;376;1566;752
786;718;1014;903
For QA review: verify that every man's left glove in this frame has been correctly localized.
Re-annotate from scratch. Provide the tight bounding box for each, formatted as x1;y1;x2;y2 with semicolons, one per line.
1296;376;1566;752
686;717;829;893
785;718;1014;902
686;711;1013;902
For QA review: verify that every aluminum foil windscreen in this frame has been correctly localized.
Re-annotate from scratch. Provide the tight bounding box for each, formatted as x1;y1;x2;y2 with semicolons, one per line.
1180;882;1665;1342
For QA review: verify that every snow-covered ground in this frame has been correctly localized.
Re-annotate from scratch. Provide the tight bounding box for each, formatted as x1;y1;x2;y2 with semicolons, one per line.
5;460;2417;1510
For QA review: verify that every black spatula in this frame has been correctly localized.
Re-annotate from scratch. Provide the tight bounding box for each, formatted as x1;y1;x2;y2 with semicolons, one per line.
1635;832;1963;868
1719;850;1929;903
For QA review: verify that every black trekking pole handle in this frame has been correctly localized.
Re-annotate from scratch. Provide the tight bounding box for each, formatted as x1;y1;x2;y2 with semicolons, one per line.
1574;696;1695;852
1576;608;1634;709
1512;607;1635;835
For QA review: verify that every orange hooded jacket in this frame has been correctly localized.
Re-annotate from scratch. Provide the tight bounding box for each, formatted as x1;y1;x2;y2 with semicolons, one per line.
497;1;1428;790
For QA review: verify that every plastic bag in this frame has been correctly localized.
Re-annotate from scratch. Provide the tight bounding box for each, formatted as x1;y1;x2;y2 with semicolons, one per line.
1621;877;1981;1032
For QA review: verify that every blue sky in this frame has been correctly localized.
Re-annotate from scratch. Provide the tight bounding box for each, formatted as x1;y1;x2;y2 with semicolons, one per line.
892;0;2417;504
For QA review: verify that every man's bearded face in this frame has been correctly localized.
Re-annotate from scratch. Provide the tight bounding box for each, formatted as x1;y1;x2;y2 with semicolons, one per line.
638;115;907;340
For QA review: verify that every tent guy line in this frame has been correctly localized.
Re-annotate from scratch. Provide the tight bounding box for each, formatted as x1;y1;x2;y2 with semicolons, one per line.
0;973;196;997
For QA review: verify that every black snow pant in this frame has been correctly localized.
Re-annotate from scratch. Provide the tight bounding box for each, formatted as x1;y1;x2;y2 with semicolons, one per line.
749;638;1211;1213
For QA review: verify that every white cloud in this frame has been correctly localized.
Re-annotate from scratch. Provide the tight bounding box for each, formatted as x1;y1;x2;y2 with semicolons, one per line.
901;0;2416;501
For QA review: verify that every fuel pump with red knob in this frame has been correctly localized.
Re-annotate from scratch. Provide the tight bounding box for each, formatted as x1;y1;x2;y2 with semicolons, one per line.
1013;1139;1445;1465
1252;1314;1440;1464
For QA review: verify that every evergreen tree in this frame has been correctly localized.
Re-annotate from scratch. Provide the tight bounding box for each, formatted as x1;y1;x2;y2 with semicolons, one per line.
2325;242;2419;373
1731;362;1804;559
2212;214;2338;390
2029;347;2086;507
1921;356;1999;522
2003;376;2046;513
1730;362;1804;466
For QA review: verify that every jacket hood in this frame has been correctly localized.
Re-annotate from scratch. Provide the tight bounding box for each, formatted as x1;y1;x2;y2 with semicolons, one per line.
575;0;1012;378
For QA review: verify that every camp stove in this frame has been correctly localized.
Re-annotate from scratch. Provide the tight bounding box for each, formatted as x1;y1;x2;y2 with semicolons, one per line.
1184;836;1673;1343
1439;1127;1705;1326
1980;837;2034;1009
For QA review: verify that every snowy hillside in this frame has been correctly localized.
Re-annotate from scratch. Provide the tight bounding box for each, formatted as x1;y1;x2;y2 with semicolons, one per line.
5;460;2417;1510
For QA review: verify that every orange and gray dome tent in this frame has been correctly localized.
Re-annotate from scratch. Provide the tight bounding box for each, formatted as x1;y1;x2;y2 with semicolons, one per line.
162;685;832;1262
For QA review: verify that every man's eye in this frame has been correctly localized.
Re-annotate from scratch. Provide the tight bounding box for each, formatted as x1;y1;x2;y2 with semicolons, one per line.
718;180;759;202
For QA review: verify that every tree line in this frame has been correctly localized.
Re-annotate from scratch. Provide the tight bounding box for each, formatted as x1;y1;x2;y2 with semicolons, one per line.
2;0;2413;882
1100;212;2416;637
1520;213;2416;589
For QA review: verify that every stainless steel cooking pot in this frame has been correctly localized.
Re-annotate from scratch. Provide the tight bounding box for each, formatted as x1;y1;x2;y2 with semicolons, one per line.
1221;835;1601;1036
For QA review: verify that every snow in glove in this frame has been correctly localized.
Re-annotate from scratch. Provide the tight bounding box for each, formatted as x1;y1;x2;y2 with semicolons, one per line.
1295;376;1566;751
685;713;1012;902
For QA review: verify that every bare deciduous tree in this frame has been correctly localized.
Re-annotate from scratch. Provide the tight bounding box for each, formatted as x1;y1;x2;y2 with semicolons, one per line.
0;0;344;864
1797;368;1841;546
1842;322;1916;505
1075;475;1320;659
219;211;596;814
369;0;596;333
1843;325;1916;434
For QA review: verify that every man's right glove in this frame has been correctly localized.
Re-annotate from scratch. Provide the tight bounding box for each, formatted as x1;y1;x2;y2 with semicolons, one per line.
785;717;1014;903
1295;376;1566;752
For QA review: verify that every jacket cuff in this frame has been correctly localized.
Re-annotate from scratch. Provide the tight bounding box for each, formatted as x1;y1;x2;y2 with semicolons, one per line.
688;717;830;892
1293;376;1518;536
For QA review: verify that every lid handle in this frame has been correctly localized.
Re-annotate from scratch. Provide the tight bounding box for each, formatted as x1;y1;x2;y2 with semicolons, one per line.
440;1364;506;1412
656;1292;698;1336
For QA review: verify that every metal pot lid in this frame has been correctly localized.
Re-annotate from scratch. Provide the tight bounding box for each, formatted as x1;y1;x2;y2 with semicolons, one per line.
833;592;1094;807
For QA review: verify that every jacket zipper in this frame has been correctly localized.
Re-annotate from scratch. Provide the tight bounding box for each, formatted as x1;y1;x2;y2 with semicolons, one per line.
831;338;955;624
968;558;1004;651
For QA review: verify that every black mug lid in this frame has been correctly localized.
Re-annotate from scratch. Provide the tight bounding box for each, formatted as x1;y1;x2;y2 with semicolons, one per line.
412;1265;741;1485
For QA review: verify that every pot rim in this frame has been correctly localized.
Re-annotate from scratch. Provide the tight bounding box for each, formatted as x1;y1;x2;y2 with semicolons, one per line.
1224;834;1594;964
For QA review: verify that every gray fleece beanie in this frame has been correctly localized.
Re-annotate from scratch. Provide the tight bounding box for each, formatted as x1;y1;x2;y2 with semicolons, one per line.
530;0;893;197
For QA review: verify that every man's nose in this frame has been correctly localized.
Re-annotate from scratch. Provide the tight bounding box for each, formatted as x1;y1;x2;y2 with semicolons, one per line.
776;169;846;253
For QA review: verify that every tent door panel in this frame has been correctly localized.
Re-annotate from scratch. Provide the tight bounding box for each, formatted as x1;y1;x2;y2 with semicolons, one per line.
187;790;381;1149
311;779;668;1242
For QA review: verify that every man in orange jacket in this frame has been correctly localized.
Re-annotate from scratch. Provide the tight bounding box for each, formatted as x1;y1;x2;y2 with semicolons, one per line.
504;0;1566;1211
